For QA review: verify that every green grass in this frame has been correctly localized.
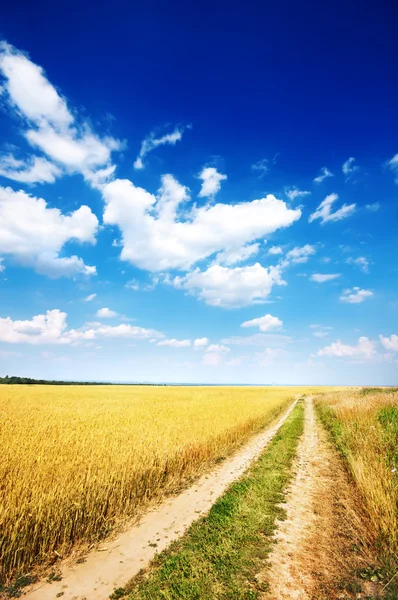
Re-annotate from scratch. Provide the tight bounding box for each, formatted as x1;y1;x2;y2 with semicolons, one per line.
112;401;305;600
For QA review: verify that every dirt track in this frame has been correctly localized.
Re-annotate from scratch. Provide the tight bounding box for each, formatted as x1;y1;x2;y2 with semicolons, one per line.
262;397;378;599
25;400;297;600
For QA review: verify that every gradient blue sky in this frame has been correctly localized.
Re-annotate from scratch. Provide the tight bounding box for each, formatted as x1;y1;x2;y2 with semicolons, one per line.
0;0;397;384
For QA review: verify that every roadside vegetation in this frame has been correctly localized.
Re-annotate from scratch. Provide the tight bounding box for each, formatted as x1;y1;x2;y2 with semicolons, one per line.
0;385;312;583
114;401;305;600
316;388;398;598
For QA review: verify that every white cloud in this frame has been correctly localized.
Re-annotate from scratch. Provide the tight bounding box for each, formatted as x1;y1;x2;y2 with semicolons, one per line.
133;126;186;170
268;246;283;255
0;154;61;184
365;202;380;212
102;178;301;272
203;344;230;366
310;273;340;283
346;257;369;273
387;154;398;183
67;323;162;343
241;314;282;332
313;167;333;183
0;258;4;273
198;167;227;198
342;157;359;176
309;193;356;224
0;186;98;277
379;335;398;352
285;187;311;201
0;309;68;344
0;43;122;180
318;336;375;358
157;338;191;348
251;159;270;178
96;307;118;318
214;244;260;266
285;244;316;264
206;344;230;353
193;337;209;347
84;294;96;302
173;263;285;308
340;287;373;304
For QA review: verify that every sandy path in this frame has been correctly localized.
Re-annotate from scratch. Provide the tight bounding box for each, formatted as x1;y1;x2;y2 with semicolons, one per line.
25;399;297;600
262;397;377;600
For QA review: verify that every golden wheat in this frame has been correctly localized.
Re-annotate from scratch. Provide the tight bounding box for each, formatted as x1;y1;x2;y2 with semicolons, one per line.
0;384;326;579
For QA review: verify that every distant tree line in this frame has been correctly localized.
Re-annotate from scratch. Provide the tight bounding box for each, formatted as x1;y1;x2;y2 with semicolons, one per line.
0;376;163;385
0;375;106;385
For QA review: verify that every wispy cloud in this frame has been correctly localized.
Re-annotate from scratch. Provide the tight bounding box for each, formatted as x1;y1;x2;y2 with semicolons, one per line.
285;187;311;201
309;193;356;224
342;157;359;177
313;167;333;183
340;287;373;304
134;126;188;170
310;273;340;283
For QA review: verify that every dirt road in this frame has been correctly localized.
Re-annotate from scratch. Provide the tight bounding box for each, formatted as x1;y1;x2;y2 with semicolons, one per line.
262;397;378;599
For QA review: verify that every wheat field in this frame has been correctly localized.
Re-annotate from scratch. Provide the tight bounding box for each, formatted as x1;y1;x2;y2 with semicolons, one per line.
0;384;325;580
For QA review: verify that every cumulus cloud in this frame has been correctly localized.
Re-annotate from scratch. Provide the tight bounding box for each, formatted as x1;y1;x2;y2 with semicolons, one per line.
157;338;191;347
0;42;122;180
84;294;96;302
133;126;186;170
193;337;209;347
310;273;340;283
285;187;311;201
0;309;68;344
342;157;359;176
268;246;283;255
313;167;333;183
0;309;164;345
206;344;230;353
379;335;398;352
340;287;373;304
241;314;282;332
285;244;316;264
0;154;61;184
0;186;98;277
96;307;118;318
346;257;369;273
102;178;301;272
309;193;356;224
198;167;227;198
173;263;286;308
318;336;375;358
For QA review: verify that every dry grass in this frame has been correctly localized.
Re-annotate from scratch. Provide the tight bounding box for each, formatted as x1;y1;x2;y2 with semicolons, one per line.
316;388;398;590
0;384;324;581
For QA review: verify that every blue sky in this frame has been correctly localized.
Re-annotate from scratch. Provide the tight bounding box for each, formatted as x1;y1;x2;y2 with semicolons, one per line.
0;0;397;384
